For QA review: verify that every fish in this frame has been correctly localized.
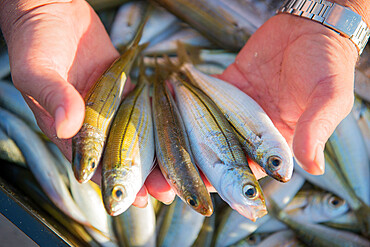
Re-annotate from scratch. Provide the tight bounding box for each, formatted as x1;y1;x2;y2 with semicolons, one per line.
0;80;41;133
354;69;370;102
295;156;370;237
152;67;213;216
170;74;266;221
351;97;370;157
0;127;26;167
110;1;148;48
256;190;349;233
0;51;10;79
214;173;304;247
328;113;370;205
152;0;255;50
72;26;146;183
230;230;305;247
267;197;370;247
47;142;116;246
175;48;293;182
157;197;206;247
112;199;156;247
101;76;155;216
0;108;90;225
192;213;216;247
143;27;215;55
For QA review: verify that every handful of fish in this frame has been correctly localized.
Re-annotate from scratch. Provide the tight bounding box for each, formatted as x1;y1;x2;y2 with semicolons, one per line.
0;0;369;246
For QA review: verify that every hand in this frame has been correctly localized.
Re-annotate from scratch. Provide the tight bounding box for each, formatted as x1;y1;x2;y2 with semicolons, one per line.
218;14;358;175
1;0;158;207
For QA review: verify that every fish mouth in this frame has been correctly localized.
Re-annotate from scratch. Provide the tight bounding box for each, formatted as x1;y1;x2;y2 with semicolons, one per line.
265;155;293;183
233;204;267;222
72;152;97;183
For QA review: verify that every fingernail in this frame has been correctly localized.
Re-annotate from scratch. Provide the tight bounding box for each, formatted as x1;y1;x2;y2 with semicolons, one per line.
55;106;66;139
162;197;175;205
313;142;325;175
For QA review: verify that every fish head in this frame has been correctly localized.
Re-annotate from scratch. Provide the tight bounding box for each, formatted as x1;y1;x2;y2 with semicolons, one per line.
261;146;293;183
183;193;214;217
72;126;104;183
103;183;133;216
220;170;267;221
321;193;349;218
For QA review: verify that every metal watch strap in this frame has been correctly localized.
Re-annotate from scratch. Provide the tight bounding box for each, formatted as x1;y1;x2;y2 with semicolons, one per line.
277;0;370;55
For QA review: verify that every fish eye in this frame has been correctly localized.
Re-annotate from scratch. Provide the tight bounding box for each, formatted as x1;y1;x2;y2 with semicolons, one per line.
328;196;342;208
186;196;199;208
243;184;258;199
267;156;282;169
88;157;96;169
112;185;126;201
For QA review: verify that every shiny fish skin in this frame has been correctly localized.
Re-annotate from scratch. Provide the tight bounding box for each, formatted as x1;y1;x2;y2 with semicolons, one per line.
0;127;26;167
102;81;155;216
110;1;148;48
113;199;156;247
143;28;214;55
0;108;89;225
157;197;205;247
152;0;254;50
178;62;293;182
171;76;266;221
328;113;370;205
152;73;213;216
0;80;40;133
295;156;370;237
72;41;142;183
256;190;349;233
272;202;370;247
214;173;304;247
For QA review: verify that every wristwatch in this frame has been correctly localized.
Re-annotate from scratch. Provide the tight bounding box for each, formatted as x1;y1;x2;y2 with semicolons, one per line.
277;0;370;55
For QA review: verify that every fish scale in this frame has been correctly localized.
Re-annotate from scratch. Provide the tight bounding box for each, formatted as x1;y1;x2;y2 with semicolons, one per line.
170;74;266;222
152;70;213;216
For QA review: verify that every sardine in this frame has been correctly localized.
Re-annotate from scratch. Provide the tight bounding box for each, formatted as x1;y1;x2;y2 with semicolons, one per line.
177;57;293;182
72;29;145;183
268;198;370;247
256;190;349;233
113;199;156;247
157;197;206;247
0;108;89;225
0;127;26;167
0;80;40;133
110;1;148;48
102;78;155;216
295;156;370;237
328;113;370;205
170;75;266;221
152;69;213;216
214;173;304;247
152;0;255;50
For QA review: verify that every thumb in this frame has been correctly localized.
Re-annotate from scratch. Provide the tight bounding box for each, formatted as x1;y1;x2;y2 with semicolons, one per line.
292;83;354;175
14;69;85;139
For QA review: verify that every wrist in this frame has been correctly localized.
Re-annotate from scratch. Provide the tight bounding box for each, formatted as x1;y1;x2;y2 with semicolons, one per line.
0;0;72;41
330;1;369;27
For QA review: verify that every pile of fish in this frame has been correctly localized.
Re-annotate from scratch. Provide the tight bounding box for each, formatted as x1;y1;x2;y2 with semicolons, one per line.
0;0;369;246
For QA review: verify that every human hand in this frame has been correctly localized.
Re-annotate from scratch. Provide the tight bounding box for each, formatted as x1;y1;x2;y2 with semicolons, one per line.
218;14;359;175
0;0;159;207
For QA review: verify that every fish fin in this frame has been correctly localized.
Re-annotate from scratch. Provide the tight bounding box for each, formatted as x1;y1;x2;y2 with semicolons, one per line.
176;41;194;66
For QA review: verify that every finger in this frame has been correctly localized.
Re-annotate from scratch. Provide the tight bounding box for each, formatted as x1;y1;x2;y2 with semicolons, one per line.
14;70;85;139
145;166;176;205
247;157;268;180
293;79;354;175
198;169;216;193
132;186;149;208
